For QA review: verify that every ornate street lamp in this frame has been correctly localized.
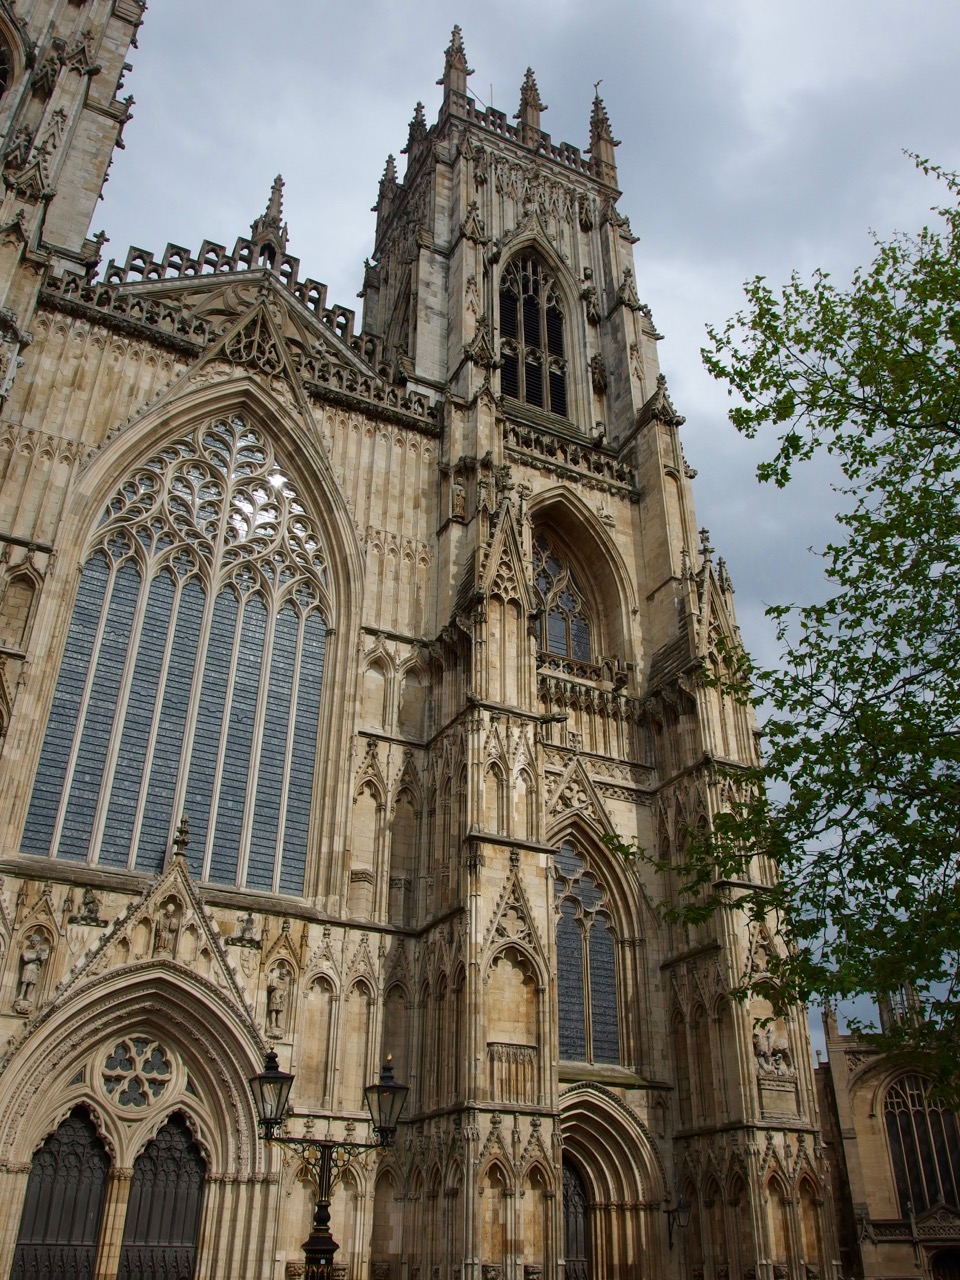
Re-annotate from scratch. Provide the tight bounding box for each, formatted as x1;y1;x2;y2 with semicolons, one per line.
250;1051;409;1279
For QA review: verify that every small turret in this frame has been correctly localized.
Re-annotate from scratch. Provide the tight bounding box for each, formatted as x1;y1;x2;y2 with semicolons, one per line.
588;86;620;187
249;174;288;268
515;68;546;148
437;25;473;104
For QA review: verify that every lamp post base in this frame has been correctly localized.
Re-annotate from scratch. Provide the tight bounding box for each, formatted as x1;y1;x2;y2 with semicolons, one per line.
302;1195;339;1280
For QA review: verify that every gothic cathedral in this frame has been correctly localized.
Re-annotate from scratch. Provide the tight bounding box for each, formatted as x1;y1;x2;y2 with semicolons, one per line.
0;5;838;1279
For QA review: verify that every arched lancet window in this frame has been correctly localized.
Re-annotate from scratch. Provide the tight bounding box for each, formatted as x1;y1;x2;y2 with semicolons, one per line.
533;532;591;662
22;416;330;894
499;255;567;418
554;840;620;1064
884;1074;960;1214
12;1106;110;1280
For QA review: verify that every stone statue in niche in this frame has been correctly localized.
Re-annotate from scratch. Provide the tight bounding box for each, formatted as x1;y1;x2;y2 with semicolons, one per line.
267;965;291;1037
227;910;261;950
452;477;466;520
753;1024;794;1077
580;267;601;325
68;886;108;927
14;930;50;1013
153;900;181;956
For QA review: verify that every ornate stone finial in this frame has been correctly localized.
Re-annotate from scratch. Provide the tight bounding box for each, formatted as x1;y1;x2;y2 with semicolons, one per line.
402;102;428;161
438;25;473;97
588;88;620;186
380;154;398;188
515;67;547;146
699;527;714;562
172;814;190;859
249;174;288;265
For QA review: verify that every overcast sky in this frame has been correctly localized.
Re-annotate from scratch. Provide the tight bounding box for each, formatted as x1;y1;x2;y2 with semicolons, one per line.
95;3;960;1048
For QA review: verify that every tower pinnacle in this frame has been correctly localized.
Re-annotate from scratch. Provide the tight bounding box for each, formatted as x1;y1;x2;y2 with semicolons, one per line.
588;89;620;186
515;67;547;147
438;25;473;100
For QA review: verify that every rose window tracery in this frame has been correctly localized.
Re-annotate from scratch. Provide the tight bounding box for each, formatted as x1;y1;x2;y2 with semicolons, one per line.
103;1039;172;1109
23;416;331;894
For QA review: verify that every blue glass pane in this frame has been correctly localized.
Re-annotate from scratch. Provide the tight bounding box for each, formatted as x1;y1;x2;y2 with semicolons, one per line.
136;578;206;873
209;595;266;885
59;561;141;860
570;615;590;661
555;842;583;878
589;917;620;1064
557;900;586;1060
179;588;235;875
280;613;326;894
247;605;299;891
100;572;175;867
23;553;110;856
547;609;567;656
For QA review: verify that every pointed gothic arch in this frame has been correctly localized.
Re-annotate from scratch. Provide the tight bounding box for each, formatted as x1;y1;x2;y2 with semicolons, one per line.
528;487;637;667
12;378;363;901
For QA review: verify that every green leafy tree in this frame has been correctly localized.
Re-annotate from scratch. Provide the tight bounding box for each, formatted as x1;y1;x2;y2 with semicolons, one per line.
663;159;960;1087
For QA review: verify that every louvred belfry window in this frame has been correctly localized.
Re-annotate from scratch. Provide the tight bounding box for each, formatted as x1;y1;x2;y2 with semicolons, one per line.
499;255;568;418
22;416;330;894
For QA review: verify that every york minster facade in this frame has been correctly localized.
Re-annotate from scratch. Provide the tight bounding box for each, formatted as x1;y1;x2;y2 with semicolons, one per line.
0;3;845;1277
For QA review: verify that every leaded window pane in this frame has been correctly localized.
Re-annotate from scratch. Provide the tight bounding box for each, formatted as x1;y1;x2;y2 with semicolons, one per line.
885;1074;960;1214
533;533;592;663
554;840;621;1065
22;416;331;895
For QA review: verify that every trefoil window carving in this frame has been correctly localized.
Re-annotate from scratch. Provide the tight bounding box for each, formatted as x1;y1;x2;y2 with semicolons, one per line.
22;416;331;895
103;1038;172;1109
499;255;568;418
884;1073;960;1214
554;840;620;1065
533;532;591;662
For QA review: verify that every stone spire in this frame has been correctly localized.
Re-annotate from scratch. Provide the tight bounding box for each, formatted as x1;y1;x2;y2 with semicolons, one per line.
588;85;620;186
249;174;288;265
515;67;547;147
438;25;473;101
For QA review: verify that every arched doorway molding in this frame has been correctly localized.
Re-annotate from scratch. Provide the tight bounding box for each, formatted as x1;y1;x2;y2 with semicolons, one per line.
560;1084;666;1279
0;962;267;1175
560;1082;665;1204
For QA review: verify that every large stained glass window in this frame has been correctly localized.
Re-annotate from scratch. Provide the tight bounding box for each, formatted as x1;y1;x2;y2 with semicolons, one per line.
22;416;330;894
885;1074;960;1214
554;841;620;1064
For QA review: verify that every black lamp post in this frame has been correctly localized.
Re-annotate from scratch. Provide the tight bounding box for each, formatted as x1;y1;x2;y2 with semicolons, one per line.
665;1191;691;1249
250;1051;409;1280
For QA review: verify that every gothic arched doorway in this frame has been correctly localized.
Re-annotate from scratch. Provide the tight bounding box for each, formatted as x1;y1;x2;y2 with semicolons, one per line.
933;1249;960;1280
117;1113;206;1280
10;1106;111;1280
563;1158;591;1280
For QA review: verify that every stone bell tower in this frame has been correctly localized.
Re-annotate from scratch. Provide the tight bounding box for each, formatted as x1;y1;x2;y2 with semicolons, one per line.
0;0;143;405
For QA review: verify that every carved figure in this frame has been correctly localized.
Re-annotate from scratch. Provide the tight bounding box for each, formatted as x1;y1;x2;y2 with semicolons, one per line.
15;931;49;1009
153;901;180;955
267;971;288;1035
452;480;466;519
581;268;601;325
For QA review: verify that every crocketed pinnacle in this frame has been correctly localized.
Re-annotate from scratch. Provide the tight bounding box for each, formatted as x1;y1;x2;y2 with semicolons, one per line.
438;24;473;95
380;154;398;187
251;174;284;239
518;67;547;116
589;88;620;150
402;102;428;156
